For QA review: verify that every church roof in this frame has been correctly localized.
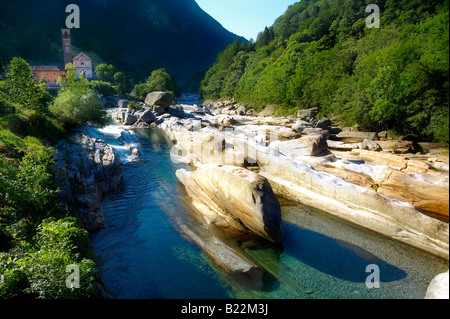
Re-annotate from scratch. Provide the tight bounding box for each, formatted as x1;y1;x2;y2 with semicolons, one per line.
73;52;92;60
31;65;65;71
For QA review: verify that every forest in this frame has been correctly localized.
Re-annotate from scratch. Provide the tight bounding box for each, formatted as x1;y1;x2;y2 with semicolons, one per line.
200;0;449;144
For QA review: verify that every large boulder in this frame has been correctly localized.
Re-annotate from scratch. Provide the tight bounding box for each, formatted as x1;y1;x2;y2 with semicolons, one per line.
165;127;250;167
123;113;138;126
425;271;449;299
236;105;247;115
214;115;237;126
118;99;129;108
337;131;379;142
135;108;156;124
271;134;328;157
292;120;315;133
302;127;326;135
297;107;319;121
145;91;173;108
316;117;332;130
277;127;302;139
176;164;283;243
357;139;382;152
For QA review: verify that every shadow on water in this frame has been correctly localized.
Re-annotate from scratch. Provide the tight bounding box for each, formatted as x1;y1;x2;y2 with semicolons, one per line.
281;222;407;283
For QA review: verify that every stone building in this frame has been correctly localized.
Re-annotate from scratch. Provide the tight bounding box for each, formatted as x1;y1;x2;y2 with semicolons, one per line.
30;28;94;85
73;52;93;79
62;28;73;66
31;65;65;87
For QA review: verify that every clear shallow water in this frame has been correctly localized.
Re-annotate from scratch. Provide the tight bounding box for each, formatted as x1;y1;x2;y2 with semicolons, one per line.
88;96;448;299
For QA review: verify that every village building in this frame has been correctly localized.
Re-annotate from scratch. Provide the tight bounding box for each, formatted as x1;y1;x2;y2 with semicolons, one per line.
31;65;65;87
30;28;94;86
62;28;73;66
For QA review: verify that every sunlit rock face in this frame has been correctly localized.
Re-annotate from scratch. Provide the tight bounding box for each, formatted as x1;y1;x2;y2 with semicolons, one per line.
176;164;283;243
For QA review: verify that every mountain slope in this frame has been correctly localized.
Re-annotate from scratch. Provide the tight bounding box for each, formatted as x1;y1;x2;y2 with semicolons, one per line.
0;0;241;86
200;0;449;143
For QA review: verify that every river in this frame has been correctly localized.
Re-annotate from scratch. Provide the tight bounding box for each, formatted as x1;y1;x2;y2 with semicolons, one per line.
86;94;448;299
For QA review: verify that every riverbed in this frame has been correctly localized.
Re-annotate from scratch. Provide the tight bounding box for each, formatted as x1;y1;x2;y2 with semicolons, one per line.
86;95;448;299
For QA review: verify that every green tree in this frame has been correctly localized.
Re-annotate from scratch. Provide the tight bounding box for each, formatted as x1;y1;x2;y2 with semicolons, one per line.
94;63;117;83
132;68;180;100
3;57;52;113
50;64;107;128
113;71;132;95
256;27;275;48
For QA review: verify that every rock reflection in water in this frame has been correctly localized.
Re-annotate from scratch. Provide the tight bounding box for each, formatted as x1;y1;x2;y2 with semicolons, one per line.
173;185;279;292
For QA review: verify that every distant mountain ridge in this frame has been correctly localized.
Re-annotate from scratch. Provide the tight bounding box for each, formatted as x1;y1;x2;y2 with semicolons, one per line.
0;0;241;87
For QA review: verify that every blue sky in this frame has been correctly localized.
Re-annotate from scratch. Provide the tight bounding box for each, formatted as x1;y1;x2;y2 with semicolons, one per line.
195;0;299;40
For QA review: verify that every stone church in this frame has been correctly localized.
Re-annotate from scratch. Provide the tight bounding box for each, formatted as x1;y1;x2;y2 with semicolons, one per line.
62;28;93;79
32;29;93;85
72;52;93;79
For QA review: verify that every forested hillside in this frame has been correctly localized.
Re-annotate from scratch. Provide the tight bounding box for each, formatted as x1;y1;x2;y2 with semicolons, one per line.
0;0;240;87
200;0;449;144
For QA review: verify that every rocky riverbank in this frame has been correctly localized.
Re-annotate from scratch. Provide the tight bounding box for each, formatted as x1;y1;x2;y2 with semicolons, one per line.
109;92;449;298
53;133;124;233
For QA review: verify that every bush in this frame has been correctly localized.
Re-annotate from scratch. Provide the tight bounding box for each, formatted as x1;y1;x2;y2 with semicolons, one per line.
0;218;98;299
89;80;117;96
0;148;60;240
23;217;97;299
50;66;107;128
132;68;180;100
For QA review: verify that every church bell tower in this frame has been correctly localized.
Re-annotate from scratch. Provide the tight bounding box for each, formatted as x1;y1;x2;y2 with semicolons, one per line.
61;28;72;66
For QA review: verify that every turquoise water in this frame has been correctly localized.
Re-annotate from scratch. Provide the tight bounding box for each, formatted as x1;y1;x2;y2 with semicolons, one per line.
88;101;448;299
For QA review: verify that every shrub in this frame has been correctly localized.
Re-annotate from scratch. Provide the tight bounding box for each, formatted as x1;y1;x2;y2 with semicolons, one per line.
50;66;107;128
0;218;98;299
132;68;180;100
89;80;117;96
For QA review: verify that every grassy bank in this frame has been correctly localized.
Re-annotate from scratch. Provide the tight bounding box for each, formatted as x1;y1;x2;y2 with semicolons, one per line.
0;58;105;299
